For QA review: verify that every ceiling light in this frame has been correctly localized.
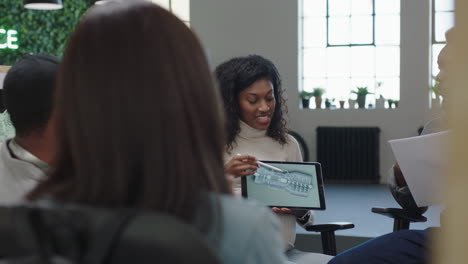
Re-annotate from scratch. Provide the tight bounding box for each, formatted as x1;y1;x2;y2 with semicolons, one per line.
24;0;63;10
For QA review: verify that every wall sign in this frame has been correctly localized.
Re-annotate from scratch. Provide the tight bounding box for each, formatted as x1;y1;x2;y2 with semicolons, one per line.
0;29;19;50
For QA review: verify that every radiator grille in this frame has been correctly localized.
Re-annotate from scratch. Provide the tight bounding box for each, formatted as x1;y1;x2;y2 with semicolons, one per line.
317;127;380;183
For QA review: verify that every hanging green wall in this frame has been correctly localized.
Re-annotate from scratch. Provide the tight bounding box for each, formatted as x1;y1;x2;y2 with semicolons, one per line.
0;0;93;65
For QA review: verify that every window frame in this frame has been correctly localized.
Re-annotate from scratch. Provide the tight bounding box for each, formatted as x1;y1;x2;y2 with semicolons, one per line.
300;0;401;110
431;0;454;45
326;0;376;47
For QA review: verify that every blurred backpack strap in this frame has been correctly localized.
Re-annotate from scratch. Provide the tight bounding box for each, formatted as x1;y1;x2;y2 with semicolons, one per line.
83;210;136;264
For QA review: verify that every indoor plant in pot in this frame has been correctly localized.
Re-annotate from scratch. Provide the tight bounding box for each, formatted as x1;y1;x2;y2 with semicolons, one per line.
299;91;313;109
312;87;325;109
351;87;373;109
325;98;336;109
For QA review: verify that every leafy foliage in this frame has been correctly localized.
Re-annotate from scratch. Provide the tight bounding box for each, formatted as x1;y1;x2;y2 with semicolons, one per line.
430;76;441;98
0;0;92;65
299;91;313;100
312;87;325;97
351;86;373;96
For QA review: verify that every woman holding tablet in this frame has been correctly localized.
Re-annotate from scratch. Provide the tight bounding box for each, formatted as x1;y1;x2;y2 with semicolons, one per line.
26;3;288;264
216;55;332;263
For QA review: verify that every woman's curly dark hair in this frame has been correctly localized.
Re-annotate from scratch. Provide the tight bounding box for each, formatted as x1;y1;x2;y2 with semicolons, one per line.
215;55;288;152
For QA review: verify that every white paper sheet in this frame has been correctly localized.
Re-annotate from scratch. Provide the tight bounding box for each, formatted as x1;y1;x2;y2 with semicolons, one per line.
389;131;450;207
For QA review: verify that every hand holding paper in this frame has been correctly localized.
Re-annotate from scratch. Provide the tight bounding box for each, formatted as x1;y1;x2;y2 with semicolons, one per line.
389;131;450;207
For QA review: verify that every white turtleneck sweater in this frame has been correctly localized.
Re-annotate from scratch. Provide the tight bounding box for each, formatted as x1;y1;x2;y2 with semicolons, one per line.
224;121;303;251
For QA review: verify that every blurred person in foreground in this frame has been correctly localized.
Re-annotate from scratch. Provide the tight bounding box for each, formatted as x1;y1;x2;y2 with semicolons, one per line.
26;1;288;264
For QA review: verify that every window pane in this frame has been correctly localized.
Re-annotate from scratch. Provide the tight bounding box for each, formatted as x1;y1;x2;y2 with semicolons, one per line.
327;78;351;99
151;0;170;10
327;47;350;77
351;46;375;77
435;12;455;42
375;0;400;14
329;0;351;16
303;17;327;47
432;44;444;79
350;15;373;44
435;0;455;12
301;0;400;110
351;0;373;15
303;48;327;78
375;15;400;45
172;0;190;22
328;17;350;45
303;0;327;17
376;46;399;77
303;78;327;93
378;77;399;100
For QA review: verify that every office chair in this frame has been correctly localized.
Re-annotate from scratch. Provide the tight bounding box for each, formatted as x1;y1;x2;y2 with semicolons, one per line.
290;130;310;162
371;207;427;232
287;131;355;255
0;202;220;264
304;222;355;256
372;163;428;232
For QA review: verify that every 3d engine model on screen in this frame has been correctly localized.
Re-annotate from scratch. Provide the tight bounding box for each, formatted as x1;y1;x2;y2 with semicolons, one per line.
253;166;313;197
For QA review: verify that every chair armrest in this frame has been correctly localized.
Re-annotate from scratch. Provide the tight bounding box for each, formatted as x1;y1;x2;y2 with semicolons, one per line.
371;207;427;222
304;222;354;232
303;222;354;256
371;207;427;232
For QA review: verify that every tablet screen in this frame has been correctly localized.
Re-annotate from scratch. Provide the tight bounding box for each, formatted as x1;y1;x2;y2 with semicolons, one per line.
241;161;326;210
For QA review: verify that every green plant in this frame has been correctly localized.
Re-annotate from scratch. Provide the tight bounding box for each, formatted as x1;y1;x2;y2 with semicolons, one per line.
312;87;325;97
299;91;313;100
351;86;373;96
0;1;92;65
430;77;441;98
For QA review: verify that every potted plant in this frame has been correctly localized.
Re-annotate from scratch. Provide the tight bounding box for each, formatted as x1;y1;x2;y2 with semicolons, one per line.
339;100;345;109
299;91;313;109
387;99;394;109
348;98;356;109
394;100;399;108
351;87;373;109
376;95;386;109
325;98;336;109
312;87;325;109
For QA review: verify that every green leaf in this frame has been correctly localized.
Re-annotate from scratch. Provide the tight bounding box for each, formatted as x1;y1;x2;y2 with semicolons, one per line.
0;0;91;65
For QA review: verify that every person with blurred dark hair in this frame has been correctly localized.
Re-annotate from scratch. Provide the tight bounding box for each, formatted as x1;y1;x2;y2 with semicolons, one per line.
26;2;287;263
216;55;331;263
0;54;58;204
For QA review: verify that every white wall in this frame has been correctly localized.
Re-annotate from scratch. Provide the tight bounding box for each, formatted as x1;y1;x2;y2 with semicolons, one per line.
192;0;436;182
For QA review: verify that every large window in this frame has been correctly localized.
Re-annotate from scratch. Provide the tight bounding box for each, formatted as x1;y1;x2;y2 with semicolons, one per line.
431;0;454;101
300;0;400;109
150;0;190;25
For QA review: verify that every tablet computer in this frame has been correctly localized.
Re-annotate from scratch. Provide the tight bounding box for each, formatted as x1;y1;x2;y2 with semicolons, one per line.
241;161;326;210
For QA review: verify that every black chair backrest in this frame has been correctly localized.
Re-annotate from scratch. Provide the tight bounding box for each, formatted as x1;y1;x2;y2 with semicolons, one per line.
0;202;220;264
